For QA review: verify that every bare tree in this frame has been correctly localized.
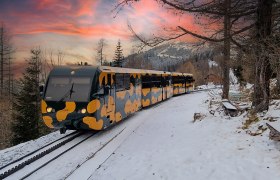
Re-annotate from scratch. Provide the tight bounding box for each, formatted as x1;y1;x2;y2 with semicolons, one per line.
116;0;257;99
221;0;279;112
0;23;14;149
46;49;65;67
268;36;280;95
0;23;14;96
95;38;107;66
117;0;280;112
41;49;65;84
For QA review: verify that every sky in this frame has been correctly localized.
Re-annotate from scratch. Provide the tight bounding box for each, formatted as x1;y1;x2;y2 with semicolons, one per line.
0;0;200;66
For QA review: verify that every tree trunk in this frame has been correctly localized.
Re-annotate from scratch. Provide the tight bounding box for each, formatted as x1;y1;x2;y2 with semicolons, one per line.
222;0;231;99
253;0;273;112
0;26;3;95
276;68;280;94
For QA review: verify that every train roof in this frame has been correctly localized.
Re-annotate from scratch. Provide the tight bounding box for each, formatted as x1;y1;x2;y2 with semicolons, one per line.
49;65;193;77
99;66;171;75
171;72;193;77
99;66;193;77
48;66;98;77
183;73;193;77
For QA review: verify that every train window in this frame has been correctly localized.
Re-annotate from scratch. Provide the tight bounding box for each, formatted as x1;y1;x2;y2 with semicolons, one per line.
107;74;111;86
45;76;92;102
151;75;161;88
186;76;194;83
162;76;169;87
50;77;70;86
172;76;185;84
166;76;171;86
130;75;135;86
186;76;190;83
116;74;123;91
135;75;140;85
116;73;130;91
112;74;116;85
124;74;130;90
142;74;152;88
71;78;91;84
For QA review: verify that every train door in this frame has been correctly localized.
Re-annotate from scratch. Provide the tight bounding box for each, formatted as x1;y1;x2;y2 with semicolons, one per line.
103;73;115;122
162;75;167;100
184;76;187;93
165;77;168;99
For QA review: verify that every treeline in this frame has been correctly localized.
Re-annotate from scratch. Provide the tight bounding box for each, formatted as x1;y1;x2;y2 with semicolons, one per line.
0;48;52;149
0;24;66;149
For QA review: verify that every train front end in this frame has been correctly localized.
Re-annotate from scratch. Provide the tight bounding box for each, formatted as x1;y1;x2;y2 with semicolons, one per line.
41;66;101;133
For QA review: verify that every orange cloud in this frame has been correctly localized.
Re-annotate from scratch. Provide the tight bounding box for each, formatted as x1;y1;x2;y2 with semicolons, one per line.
13;22;130;40
76;0;97;16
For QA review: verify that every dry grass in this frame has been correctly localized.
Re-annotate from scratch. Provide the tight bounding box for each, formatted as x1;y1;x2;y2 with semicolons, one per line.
193;113;207;123
0;94;13;150
242;112;259;129
270;86;280;99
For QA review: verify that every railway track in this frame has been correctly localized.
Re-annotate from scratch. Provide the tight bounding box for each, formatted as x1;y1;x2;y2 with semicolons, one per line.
64;115;150;180
0;131;95;180
64;128;126;179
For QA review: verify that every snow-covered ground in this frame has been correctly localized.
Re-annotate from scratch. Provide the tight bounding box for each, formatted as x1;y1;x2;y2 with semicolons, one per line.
88;91;280;180
1;89;280;180
0;130;74;167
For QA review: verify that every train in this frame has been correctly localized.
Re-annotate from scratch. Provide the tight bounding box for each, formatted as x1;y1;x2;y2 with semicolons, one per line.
41;66;195;133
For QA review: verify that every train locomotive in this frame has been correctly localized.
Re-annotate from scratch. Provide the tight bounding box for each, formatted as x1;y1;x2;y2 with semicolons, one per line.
41;66;195;133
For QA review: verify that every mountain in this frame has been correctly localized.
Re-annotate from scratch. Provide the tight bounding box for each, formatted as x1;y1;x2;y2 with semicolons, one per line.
123;42;216;71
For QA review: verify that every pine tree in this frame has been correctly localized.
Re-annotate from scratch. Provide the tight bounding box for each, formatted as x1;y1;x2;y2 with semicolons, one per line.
113;40;124;67
11;48;42;145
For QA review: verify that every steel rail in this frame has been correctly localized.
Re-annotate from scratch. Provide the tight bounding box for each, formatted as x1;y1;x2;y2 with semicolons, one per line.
20;132;95;180
0;131;79;171
0;132;84;179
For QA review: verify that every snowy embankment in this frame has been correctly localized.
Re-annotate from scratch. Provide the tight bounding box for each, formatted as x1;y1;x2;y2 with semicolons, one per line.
1;90;280;180
0;131;74;167
89;91;280;180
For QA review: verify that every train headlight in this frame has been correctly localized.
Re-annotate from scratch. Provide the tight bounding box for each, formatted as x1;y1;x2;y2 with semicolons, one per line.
47;107;53;113
81;108;87;114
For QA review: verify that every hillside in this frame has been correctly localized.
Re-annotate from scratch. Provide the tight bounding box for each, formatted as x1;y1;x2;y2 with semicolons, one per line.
124;42;217;71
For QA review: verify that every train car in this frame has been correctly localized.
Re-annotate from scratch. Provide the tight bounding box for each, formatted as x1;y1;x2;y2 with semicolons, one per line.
141;70;172;107
41;66;194;133
171;72;195;95
185;73;195;93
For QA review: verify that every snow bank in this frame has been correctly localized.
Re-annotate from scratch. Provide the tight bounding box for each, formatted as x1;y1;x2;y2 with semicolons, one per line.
89;91;280;180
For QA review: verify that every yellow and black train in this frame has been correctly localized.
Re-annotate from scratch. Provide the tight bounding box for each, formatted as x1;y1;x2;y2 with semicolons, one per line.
41;66;195;133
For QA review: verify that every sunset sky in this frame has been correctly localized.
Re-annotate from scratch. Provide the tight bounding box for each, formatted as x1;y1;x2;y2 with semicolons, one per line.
0;0;200;65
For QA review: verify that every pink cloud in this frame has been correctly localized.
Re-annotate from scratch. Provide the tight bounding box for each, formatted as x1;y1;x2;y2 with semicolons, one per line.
120;0;203;42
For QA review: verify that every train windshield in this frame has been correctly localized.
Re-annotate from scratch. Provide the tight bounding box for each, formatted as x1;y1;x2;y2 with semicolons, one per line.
45;76;92;102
